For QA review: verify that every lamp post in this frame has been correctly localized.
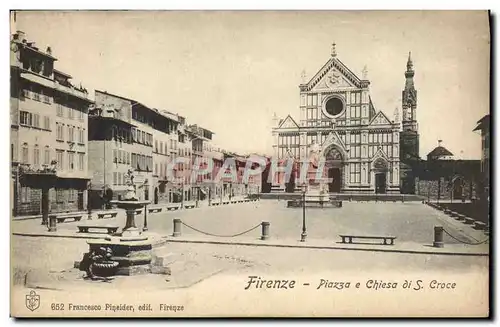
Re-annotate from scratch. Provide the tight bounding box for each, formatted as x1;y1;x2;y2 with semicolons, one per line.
87;181;92;220
300;182;307;242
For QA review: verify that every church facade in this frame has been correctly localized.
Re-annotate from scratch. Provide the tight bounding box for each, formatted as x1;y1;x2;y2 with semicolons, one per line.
271;44;407;194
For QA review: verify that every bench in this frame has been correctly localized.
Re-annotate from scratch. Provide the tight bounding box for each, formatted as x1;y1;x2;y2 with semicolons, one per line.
77;225;119;235
449;211;459;218
473;221;487;230
455;214;466;221
339;235;397;246
148;207;163;214
56;214;83;223
464;217;475;225
96;211;118;219
184;204;196;209
166;204;180;211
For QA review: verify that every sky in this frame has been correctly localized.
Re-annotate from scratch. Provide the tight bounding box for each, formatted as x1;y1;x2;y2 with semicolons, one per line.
12;11;490;159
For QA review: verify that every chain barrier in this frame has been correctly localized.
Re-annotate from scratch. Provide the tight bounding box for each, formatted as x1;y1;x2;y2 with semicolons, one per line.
180;221;262;238
443;228;489;245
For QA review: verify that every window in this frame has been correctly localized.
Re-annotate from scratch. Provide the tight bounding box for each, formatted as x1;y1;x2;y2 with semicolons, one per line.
21;144;29;164
68;152;75;170
68;126;74;142
350;163;361;183
56;188;64;203
159;141;163;154
32;91;40;101
68;189;76;202
20;186;30;203
44;147;50;165
22;88;31;99
78;128;85;144
20;111;32;126
56;150;64;170
67;106;74;119
56;123;64;141
42;90;50;103
56;103;63;117
131;153;137;168
113;172;117;185
32;114;40;128
78;109;84;121
33;146;40;165
44;116;50;130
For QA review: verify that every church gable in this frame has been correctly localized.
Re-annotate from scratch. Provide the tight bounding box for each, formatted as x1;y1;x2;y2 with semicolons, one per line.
369;111;392;126
370;146;390;162
310;64;357;92
320;131;348;158
304;57;366;92
277;114;300;130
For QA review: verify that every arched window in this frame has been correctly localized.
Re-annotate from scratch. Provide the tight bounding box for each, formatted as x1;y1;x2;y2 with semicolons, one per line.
33;144;40;166
44;146;51;165
21;143;29;164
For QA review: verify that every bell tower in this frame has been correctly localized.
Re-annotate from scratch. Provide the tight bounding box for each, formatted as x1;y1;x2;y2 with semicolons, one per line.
399;52;420;194
402;52;418;132
400;52;420;161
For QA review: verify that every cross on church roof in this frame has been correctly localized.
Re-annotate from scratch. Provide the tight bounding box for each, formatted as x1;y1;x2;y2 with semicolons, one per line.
331;42;337;57
301;69;307;83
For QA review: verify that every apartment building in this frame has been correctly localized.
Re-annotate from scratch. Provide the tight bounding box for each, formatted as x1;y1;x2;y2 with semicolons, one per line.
10;31;93;216
89;90;183;207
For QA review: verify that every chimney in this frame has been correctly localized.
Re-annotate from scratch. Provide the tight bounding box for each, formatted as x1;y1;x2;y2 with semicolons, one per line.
438;139;443;147
46;46;52;55
12;33;19;41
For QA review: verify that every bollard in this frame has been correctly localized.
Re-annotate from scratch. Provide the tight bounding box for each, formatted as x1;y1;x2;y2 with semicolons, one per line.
433;225;444;248
172;218;181;237
261;221;270;240
48;214;57;232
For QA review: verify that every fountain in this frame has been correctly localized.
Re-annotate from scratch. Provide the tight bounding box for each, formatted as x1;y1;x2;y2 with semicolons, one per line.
79;169;153;276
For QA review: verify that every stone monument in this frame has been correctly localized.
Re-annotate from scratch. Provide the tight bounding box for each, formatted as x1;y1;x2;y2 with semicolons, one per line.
80;168;153;276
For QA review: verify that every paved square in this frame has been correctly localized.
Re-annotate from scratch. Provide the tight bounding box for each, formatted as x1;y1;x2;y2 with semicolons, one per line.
15;201;479;245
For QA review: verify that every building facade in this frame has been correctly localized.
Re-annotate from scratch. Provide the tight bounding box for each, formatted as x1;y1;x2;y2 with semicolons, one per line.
271;44;401;194
11;31;93;216
89;90;185;208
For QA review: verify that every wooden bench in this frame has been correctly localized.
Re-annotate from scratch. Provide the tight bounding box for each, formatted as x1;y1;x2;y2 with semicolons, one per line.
184;204;196;209
56;214;83;223
148;206;163;214
96;211;118;219
339;235;397;246
77;225;119;235
166;204;180;211
455;214;466;221
464;217;475;225
473;221;487;230
134;208;143;215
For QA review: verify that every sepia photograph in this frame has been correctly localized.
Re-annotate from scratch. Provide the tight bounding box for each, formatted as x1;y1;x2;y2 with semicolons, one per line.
9;10;491;317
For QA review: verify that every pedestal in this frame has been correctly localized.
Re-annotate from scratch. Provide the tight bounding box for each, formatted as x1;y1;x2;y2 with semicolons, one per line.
87;237;153;276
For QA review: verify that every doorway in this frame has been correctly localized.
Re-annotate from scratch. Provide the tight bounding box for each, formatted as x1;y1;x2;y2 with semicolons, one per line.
328;168;341;193
453;180;463;200
77;191;84;211
154;187;159;204
375;173;387;194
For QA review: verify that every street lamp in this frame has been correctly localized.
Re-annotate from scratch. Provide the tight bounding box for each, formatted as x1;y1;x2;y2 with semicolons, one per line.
300;182;307;242
87;181;93;220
